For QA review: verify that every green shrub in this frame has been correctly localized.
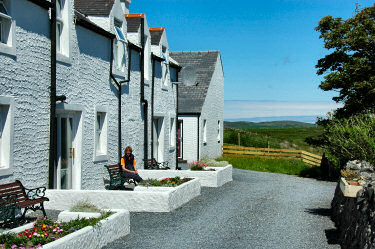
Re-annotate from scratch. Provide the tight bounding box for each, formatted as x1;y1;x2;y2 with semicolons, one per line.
70;200;102;213
322;113;375;168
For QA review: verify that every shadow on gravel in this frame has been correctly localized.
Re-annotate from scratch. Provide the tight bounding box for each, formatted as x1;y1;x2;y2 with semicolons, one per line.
325;228;340;245
305;207;332;217
305;208;340;245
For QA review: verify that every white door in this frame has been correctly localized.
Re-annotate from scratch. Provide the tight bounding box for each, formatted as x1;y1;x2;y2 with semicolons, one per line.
153;118;164;162
56;114;76;189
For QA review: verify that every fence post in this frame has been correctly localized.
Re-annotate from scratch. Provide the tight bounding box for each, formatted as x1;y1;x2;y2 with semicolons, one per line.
238;133;241;146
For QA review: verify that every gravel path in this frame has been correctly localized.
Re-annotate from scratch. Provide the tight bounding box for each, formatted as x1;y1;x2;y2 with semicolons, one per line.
103;168;339;249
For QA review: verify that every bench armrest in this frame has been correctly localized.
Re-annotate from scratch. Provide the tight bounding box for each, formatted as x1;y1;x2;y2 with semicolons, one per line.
25;187;47;199
157;161;169;169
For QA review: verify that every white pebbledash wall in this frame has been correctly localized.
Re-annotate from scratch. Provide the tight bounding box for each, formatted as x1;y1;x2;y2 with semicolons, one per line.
55;0;118;190
0;0;50;188
199;54;224;160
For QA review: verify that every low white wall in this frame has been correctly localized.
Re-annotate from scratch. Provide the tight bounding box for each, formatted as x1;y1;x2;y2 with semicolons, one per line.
45;178;200;212
2;210;130;249
138;165;232;187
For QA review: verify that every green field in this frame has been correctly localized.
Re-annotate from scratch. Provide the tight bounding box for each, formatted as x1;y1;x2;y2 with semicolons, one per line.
224;126;323;154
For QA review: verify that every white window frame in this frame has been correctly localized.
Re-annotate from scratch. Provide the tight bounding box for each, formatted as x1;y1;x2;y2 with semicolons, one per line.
0;0;15;56
0;96;14;176
113;19;125;74
144;35;150;80
56;0;63;54
161;46;169;89
203;119;207;144
170;117;176;148
94;109;108;162
56;0;71;63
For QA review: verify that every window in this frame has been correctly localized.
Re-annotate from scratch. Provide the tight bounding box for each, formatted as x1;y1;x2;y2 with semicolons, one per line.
0;104;10;169
162;46;169;87
203;119;207;144
144;36;150;80
113;20;125;72
217;120;221;142
170;117;175;147
95;112;107;157
56;0;63;53
0;0;11;45
170;67;178;83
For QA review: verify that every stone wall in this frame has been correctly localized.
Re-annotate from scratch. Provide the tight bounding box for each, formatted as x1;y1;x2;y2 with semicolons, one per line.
331;160;375;249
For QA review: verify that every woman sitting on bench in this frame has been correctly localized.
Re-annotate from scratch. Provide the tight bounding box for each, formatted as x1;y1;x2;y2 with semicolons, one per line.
121;146;143;183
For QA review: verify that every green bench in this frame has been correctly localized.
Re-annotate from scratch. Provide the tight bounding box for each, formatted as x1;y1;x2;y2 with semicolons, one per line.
104;164;136;190
0;180;49;227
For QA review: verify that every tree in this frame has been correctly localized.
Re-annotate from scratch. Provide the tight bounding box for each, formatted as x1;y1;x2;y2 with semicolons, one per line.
315;4;375;118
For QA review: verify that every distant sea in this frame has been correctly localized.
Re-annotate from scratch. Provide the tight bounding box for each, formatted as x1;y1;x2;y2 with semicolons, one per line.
224;115;323;124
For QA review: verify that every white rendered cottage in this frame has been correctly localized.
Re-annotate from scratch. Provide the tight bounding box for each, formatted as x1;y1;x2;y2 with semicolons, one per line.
170;51;224;163
0;0;120;190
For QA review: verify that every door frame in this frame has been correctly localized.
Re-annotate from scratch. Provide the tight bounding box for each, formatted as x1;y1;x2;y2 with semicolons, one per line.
54;103;83;190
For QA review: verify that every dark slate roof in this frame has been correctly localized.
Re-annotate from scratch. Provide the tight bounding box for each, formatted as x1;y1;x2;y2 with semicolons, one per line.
74;0;114;16
126;17;142;33
150;29;163;45
170;51;220;114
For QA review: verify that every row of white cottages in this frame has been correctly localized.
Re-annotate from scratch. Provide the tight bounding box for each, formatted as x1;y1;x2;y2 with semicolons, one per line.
0;0;224;190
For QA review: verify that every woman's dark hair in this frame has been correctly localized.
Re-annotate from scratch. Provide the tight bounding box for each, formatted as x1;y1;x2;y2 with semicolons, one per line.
124;146;132;154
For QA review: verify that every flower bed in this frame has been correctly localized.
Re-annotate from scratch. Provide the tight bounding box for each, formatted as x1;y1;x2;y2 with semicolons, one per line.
0;210;129;249
189;161;216;171
138;165;232;187
0;212;111;248
140;177;192;187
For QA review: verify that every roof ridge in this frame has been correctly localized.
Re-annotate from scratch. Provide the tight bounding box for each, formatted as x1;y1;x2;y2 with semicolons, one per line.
125;13;145;18
150;27;165;31
170;50;220;54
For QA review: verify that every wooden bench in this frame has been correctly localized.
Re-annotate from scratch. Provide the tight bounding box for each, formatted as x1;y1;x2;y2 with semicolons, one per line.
104;164;136;190
143;158;169;170
0;180;49;227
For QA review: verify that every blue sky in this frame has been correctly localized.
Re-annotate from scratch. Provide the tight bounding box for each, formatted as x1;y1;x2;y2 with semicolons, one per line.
131;0;374;122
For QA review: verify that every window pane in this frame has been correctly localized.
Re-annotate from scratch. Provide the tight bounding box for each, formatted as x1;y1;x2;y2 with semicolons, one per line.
114;26;125;41
56;22;62;53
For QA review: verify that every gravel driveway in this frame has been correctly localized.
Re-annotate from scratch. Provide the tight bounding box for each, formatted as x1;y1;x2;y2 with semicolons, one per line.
103;168;339;249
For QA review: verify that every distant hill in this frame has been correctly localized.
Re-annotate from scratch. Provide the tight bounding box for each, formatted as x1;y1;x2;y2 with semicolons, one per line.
224;120;316;129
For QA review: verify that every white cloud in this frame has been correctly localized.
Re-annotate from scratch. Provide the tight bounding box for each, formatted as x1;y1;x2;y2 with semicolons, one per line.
224;100;343;119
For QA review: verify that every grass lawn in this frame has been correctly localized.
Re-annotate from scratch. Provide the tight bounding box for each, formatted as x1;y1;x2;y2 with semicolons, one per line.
218;156;322;178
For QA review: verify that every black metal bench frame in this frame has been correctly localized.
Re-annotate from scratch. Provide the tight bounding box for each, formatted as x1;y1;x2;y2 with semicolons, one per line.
0;180;49;227
143;158;169;170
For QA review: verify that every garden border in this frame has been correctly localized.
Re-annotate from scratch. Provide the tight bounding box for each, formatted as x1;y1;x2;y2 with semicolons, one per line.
1;209;130;249
45;178;201;212
138;165;232;187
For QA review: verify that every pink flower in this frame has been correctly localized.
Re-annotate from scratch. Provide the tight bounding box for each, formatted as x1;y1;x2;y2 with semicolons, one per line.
11;245;17;249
